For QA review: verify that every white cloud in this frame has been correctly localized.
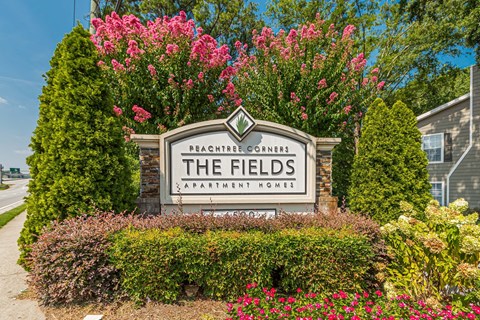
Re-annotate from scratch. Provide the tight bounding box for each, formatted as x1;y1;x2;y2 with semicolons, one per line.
18;105;27;109
0;96;7;105
14;149;32;155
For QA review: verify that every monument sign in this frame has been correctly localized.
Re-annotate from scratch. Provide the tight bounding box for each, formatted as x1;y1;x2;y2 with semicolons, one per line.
132;107;340;215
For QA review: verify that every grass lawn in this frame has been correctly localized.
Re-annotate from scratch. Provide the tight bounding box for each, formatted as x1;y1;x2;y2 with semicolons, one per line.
0;203;27;229
0;183;10;190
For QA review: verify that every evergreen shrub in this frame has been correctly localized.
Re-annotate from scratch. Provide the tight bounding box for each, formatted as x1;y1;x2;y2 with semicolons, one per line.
19;25;136;267
109;227;375;303
28;211;384;305
349;99;432;224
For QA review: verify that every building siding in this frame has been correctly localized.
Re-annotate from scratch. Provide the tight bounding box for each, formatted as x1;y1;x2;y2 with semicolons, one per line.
417;65;480;209
450;65;480;209
417;99;470;187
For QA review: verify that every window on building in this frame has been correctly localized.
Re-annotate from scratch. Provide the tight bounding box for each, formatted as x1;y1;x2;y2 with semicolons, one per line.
430;182;444;206
422;133;444;163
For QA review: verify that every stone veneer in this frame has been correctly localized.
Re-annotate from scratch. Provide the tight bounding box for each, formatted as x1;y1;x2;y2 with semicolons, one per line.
135;137;339;214
315;138;339;213
137;147;161;214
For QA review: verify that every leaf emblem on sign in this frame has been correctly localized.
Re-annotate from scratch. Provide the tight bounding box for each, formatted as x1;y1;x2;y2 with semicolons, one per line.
235;114;249;135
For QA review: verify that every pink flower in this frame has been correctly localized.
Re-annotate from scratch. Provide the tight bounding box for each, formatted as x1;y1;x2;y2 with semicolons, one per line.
342;25;356;40
362;78;369;86
246;283;257;289
344;105;352;114
207;94;214;103
371;67;379;74
185;79;194;90
122;126;135;142
287;296;296;304
318;78;327;89
301;112;308;120
371;75;378;83
103;40;115;53
377;81;385;90
220;66;236;80
126;40;143;57
147;64;156;77
327;92;338;104
132;105;151;123
113;105;122;116
375;290;382;297
350;53;367;71
166;43;179;55
198;72;204;81
284;305;292;311
286;29;298;44
290;92;300;103
111;59;125;71
222;82;236;98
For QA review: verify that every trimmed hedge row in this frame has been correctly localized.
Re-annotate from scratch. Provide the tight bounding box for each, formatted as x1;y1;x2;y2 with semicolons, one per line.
28;211;384;305
110;227;376;302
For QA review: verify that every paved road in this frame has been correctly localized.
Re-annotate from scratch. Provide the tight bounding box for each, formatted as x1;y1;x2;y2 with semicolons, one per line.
0;211;45;319
0;179;29;214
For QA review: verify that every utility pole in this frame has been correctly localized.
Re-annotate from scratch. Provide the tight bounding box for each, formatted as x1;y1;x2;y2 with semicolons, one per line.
89;0;100;34
0;164;3;185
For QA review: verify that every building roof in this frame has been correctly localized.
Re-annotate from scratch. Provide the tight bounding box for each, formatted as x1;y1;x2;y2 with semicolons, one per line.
416;93;470;122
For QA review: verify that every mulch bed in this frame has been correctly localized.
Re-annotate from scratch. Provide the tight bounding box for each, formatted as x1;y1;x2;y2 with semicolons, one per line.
17;290;228;320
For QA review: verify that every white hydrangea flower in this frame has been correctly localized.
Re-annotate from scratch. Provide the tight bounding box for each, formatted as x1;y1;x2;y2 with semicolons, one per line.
449;198;469;214
460;235;480;254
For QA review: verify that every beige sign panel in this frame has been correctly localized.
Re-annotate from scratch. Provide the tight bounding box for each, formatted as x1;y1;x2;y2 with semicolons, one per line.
160;108;317;207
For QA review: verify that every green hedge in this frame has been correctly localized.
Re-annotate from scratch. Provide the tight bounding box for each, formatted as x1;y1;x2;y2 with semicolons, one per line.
109;227;375;303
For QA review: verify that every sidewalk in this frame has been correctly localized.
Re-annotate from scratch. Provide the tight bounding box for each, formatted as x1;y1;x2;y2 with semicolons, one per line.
0;211;45;320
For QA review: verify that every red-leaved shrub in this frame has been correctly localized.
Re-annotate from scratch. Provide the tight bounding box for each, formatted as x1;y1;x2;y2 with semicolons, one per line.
28;210;384;305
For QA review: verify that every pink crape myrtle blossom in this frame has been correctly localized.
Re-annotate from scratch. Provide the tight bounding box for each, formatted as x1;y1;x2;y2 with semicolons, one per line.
91;11;238;134
147;64;157;77
232;14;383;137
113;105;123;116
132;105;151;123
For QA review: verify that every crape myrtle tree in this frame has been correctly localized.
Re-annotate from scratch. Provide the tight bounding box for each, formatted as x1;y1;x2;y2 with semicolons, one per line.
232;17;383;139
349;99;431;224
18;25;136;267
91;11;241;136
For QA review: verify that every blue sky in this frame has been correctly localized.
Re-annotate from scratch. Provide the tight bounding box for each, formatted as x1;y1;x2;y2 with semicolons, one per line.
0;1;476;171
0;0;90;170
